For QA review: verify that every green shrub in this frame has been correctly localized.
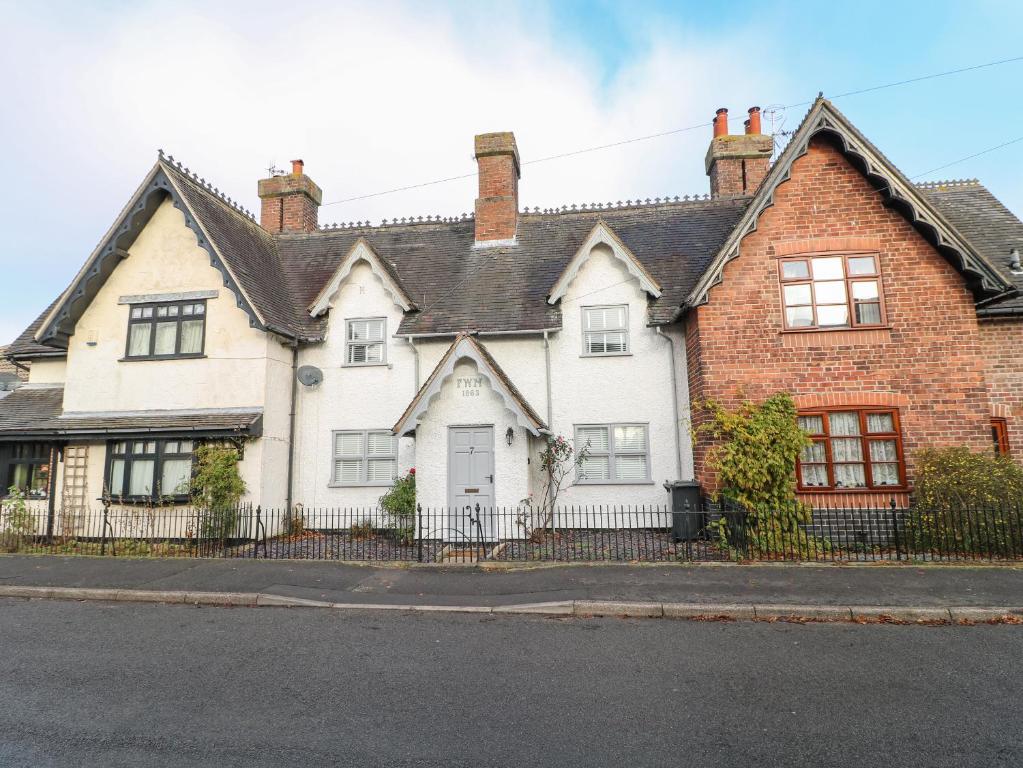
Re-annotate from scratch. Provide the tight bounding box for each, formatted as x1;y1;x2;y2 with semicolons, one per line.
190;444;246;543
380;469;416;545
907;447;1023;556
1;487;35;553
698;393;821;557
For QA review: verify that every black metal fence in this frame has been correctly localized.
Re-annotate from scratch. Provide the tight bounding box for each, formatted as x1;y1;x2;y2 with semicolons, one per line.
2;499;1022;563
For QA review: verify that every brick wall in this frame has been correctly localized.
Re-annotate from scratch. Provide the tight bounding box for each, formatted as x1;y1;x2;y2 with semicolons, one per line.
257;172;322;234
980;317;1023;454
474;132;519;242
688;136;994;503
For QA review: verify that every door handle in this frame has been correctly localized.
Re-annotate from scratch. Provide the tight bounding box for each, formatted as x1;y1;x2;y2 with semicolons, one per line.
487;475;493;483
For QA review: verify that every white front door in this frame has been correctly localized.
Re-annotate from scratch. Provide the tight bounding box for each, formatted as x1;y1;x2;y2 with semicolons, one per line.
448;426;495;541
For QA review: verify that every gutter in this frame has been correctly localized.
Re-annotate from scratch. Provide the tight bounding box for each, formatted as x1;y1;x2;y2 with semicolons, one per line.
397;327;560;341
656;327;683;480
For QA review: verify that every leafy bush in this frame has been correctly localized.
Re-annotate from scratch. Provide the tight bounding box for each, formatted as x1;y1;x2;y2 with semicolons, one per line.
1;487;35;553
907;447;1023;556
190;444;246;543
698;393;821;557
380;469;415;545
350;520;375;540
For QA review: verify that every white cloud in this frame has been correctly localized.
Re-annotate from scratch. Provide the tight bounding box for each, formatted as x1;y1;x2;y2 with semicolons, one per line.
0;1;793;342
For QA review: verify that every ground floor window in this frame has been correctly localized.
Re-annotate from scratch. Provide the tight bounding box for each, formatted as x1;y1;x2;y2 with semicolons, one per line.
106;439;194;501
574;423;650;483
332;430;398;485
992;418;1010;456
797;409;905;490
0;443;52;499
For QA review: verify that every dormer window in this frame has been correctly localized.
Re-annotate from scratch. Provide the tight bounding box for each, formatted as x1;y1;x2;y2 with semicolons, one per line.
125;300;206;360
582;305;629;356
345;318;386;365
779;254;885;330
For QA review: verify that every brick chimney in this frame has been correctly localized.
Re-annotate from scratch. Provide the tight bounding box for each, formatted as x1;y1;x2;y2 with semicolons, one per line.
705;107;773;197
474;132;520;243
258;159;323;234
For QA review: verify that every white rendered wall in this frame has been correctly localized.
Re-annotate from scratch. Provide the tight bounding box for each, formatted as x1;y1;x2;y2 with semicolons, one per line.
26;359;66;385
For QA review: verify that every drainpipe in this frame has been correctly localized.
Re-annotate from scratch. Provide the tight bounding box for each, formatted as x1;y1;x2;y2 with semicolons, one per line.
656;327;683;480
285;342;298;513
408;337;420;390
543;331;553;428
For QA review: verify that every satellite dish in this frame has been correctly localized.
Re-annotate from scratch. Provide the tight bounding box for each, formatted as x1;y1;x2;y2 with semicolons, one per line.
296;365;323;387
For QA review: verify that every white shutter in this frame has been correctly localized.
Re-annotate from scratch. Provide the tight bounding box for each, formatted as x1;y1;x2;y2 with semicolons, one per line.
613;425;646;452
580;455;610;481
614;455;647;481
577;426;609;453
335;459;362;484
367;459;396;483
335;432;363;457
367;432;396;457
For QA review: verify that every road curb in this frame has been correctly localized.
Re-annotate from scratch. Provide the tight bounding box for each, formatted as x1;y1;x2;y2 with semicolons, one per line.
2;586;1022;625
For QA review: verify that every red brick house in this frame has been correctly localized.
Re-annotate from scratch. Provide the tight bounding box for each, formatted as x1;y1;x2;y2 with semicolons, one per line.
686;98;1023;506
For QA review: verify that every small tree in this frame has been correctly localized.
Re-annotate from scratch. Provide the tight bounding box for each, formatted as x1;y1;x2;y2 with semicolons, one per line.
907;447;1023;556
518;435;587;542
698;392;819;556
380;468;416;545
190;443;247;544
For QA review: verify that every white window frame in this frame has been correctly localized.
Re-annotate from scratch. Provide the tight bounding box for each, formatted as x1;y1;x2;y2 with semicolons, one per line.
581;304;630;357
574;423;651;484
330;429;398;487
344;317;387;366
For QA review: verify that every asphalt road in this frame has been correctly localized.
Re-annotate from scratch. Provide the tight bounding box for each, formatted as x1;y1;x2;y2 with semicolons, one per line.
0;599;1020;767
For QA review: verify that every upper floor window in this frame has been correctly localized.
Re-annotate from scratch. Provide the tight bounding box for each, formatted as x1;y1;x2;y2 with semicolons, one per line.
575;423;649;483
779;254;885;330
126;300;206;359
106;439;194;501
797;409;904;491
345;318;386;365
582;305;629;355
332;430;398;486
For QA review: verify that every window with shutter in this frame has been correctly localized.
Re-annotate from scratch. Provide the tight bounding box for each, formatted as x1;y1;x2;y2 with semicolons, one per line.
574;423;649;483
582;305;629;355
345;318;386;365
331;430;398;485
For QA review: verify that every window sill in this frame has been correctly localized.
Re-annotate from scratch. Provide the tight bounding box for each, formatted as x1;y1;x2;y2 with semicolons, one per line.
328;482;394;488
341;362;389;369
119;354;207;363
575;480;655;486
580;353;633;358
797;486;909;494
781;325;891;334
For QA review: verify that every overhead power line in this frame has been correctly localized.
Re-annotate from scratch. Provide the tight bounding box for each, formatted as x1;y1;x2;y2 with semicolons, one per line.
320;54;1023;208
910;135;1023;180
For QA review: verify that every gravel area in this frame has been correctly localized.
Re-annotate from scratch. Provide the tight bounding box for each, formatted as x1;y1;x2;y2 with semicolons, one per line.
230;532;445;561
491;530;730;562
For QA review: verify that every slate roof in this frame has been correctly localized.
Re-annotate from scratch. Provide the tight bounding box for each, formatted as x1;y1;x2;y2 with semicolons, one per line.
919;181;1023;316
276;197;750;337
0;386;263;440
8;108;1023;361
0;347;27;386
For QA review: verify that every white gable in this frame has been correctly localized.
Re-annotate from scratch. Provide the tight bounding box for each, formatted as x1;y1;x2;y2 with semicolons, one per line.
309;239;414;316
547;221;661;304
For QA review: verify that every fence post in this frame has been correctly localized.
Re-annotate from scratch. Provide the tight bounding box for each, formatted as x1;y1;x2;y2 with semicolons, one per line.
100;507;109;556
254;506;262;558
890;497;902;561
417;504;424;563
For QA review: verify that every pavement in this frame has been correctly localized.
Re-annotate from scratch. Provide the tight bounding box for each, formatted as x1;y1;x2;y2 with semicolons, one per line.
1;598;1021;767
0;555;1022;621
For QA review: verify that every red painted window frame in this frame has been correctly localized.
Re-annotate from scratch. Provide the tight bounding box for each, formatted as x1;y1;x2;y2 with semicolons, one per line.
991;418;1011;457
796;407;907;492
778;252;888;332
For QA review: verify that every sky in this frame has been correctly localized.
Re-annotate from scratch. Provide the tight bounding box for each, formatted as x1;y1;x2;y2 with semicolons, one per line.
1;0;1022;345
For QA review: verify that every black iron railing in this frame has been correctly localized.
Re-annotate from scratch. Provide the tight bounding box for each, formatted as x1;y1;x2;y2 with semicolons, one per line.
1;499;1022;563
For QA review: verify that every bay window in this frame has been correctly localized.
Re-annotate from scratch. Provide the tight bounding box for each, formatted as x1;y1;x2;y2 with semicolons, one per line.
106;439;194;501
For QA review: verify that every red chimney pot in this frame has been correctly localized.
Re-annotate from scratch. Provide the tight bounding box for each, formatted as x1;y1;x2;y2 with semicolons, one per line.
746;106;762;135
291;159;304;176
713;108;729;138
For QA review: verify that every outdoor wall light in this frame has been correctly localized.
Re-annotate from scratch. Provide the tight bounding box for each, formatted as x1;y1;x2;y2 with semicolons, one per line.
506;427;515;446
